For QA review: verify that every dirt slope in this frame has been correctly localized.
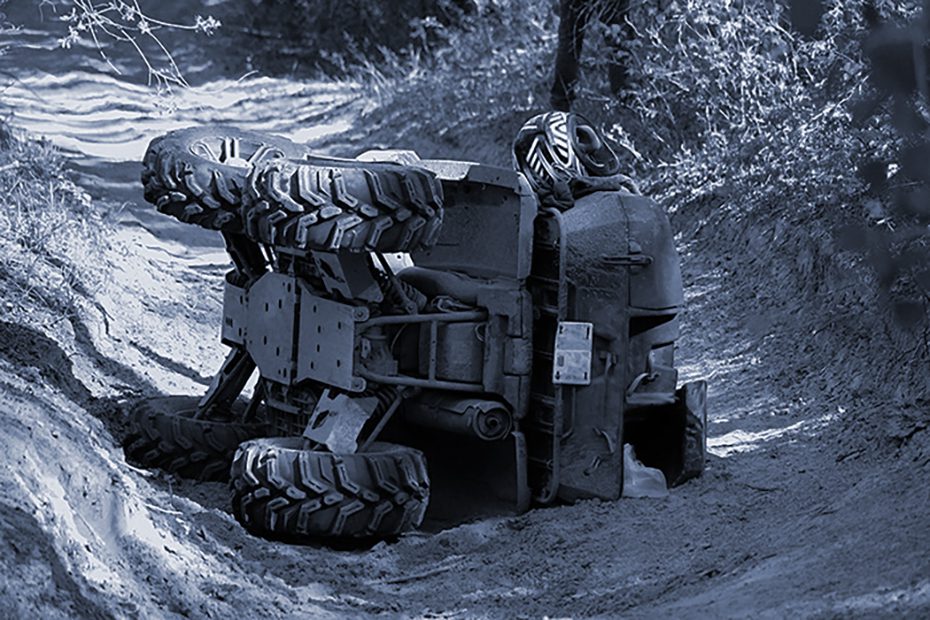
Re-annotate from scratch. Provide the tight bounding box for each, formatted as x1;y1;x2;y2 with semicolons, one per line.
0;156;928;619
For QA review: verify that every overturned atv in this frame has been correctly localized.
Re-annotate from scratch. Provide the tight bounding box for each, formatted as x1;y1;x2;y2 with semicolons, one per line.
126;123;707;542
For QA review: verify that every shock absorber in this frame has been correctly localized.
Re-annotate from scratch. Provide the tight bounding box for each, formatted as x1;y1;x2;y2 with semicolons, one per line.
370;384;400;416
358;385;407;451
373;252;426;313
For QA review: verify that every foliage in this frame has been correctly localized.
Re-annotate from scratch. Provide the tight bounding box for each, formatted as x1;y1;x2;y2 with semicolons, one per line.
340;1;555;164
240;0;480;77
1;0;220;90
614;2;875;203
56;0;220;88
572;1;930;332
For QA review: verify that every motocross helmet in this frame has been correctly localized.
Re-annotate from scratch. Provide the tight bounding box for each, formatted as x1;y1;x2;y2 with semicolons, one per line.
512;112;622;198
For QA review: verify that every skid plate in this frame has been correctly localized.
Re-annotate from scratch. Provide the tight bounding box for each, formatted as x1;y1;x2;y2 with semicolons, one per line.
296;284;368;392
245;273;298;384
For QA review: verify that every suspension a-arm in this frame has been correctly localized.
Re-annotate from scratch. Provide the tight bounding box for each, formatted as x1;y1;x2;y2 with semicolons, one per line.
195;232;269;418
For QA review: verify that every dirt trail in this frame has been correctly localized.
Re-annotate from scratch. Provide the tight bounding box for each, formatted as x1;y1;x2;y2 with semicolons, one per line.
0;211;925;619
0;131;928;618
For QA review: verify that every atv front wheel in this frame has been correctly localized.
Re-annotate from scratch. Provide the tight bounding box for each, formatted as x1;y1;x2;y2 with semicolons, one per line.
142;126;309;231
230;437;429;541
676;381;707;485
124;396;267;481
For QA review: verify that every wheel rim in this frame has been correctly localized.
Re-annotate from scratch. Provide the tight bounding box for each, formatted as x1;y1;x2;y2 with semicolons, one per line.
189;136;287;169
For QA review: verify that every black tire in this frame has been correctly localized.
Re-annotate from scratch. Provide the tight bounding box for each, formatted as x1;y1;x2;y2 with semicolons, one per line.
675;408;706;485
674;381;707;485
241;157;444;253
623;382;707;488
142;126;309;231
230;437;429;541
124;396;267;482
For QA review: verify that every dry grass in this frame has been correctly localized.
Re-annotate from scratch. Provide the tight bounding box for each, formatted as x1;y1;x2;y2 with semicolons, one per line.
333;1;555;164
0;122;112;325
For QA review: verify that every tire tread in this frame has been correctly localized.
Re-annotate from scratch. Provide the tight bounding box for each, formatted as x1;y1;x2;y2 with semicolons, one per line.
230;438;429;540
123;396;265;482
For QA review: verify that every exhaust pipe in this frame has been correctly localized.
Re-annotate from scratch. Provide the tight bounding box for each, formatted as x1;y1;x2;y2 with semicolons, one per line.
402;392;512;441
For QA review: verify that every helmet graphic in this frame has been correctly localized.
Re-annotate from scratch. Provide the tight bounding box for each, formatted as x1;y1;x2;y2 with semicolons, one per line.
512;112;622;197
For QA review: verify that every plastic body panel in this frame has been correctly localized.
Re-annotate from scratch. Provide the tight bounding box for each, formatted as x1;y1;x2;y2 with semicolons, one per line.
528;191;688;503
552;192;631;502
622;193;684;311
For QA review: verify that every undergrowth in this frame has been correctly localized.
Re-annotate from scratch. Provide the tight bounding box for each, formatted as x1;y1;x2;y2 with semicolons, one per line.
336;1;554;164
0;121;111;325
240;0;479;76
589;1;930;398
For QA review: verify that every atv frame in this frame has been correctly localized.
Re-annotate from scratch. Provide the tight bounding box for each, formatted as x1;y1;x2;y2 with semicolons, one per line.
128;128;706;541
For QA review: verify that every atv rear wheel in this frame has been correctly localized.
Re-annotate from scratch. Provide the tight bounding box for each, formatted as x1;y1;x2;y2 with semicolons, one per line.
242;158;444;253
124;396;267;482
142;126;309;231
230;437;429;541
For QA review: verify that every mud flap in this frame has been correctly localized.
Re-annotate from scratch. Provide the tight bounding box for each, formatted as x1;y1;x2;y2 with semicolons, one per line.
382;424;530;528
623;379;707;488
674;380;707;485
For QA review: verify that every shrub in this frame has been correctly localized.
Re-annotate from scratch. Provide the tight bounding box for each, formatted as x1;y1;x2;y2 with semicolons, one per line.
586;2;882;207
239;0;480;76
330;1;556;165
